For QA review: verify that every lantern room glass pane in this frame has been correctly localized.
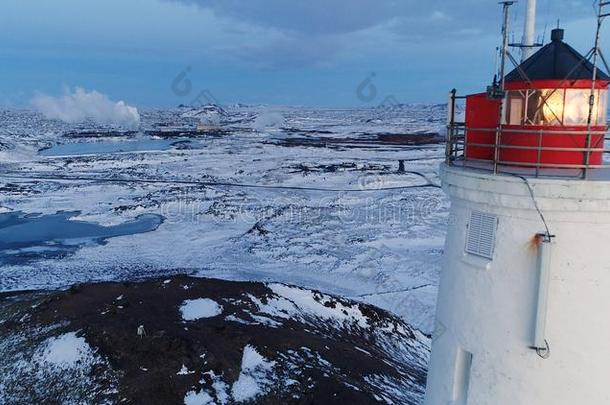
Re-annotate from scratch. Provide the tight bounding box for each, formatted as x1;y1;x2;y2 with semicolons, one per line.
564;89;591;125
541;89;564;126
509;98;523;125
505;91;525;125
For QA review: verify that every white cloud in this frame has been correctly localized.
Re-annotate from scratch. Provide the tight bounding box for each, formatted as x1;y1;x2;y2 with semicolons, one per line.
168;0;591;38
31;87;140;129
430;11;450;22
165;0;581;69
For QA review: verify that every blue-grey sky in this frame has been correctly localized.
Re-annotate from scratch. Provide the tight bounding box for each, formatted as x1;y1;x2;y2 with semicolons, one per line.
1;0;606;107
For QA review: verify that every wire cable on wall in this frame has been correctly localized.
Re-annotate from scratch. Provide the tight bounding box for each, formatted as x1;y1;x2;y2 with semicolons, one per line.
513;174;552;237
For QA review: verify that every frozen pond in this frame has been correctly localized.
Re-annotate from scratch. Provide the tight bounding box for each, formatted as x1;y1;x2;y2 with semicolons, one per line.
39;138;190;156
0;211;164;265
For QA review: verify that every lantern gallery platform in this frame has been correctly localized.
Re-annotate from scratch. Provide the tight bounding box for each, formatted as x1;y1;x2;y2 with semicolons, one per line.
448;159;610;181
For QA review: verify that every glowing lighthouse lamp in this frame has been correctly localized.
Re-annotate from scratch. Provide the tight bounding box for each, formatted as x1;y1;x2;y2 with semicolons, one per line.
425;1;610;404
465;27;608;170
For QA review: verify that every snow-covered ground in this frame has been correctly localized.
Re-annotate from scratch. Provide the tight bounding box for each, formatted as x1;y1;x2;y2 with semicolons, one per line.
0;104;448;334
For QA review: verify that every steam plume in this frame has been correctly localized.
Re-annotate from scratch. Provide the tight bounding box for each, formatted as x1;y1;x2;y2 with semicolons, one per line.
32;87;140;129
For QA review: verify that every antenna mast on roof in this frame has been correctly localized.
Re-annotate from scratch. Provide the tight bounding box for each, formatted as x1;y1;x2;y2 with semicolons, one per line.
522;0;537;60
509;0;543;61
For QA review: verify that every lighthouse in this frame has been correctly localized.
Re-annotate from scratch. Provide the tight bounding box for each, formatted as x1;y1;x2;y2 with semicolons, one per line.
425;3;610;405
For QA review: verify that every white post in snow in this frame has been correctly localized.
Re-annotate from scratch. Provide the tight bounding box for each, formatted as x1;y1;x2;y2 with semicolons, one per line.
522;0;537;61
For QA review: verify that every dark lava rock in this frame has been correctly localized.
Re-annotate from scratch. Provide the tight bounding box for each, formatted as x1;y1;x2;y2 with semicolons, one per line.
269;132;443;150
0;276;429;404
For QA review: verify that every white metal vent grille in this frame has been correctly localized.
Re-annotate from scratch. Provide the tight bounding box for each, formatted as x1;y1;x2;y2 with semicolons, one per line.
465;211;497;259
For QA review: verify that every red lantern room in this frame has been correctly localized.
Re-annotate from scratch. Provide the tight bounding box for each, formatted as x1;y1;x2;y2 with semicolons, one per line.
462;28;609;169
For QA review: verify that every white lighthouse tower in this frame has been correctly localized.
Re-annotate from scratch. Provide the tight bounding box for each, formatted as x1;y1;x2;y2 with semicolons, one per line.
425;2;610;404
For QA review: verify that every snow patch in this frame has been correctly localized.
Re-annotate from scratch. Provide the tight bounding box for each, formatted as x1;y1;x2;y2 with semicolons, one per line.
184;389;214;405
39;332;93;367
1;327;120;404
201;370;230;404
177;364;195;375
260;283;370;328
225;315;255;325
231;345;276;402
180;298;223;321
212;378;230;404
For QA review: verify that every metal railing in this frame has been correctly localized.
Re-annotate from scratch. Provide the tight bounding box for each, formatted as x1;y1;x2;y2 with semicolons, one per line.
446;93;610;179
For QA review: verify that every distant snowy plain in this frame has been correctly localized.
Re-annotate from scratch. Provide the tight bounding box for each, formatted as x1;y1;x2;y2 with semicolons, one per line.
0;104;449;334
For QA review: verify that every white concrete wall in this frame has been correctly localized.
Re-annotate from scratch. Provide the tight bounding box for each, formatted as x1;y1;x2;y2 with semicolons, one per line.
425;164;610;405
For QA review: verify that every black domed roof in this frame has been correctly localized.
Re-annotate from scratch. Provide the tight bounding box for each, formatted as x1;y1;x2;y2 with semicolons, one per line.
505;29;610;82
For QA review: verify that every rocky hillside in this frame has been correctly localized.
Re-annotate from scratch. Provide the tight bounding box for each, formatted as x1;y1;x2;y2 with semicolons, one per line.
0;275;429;404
